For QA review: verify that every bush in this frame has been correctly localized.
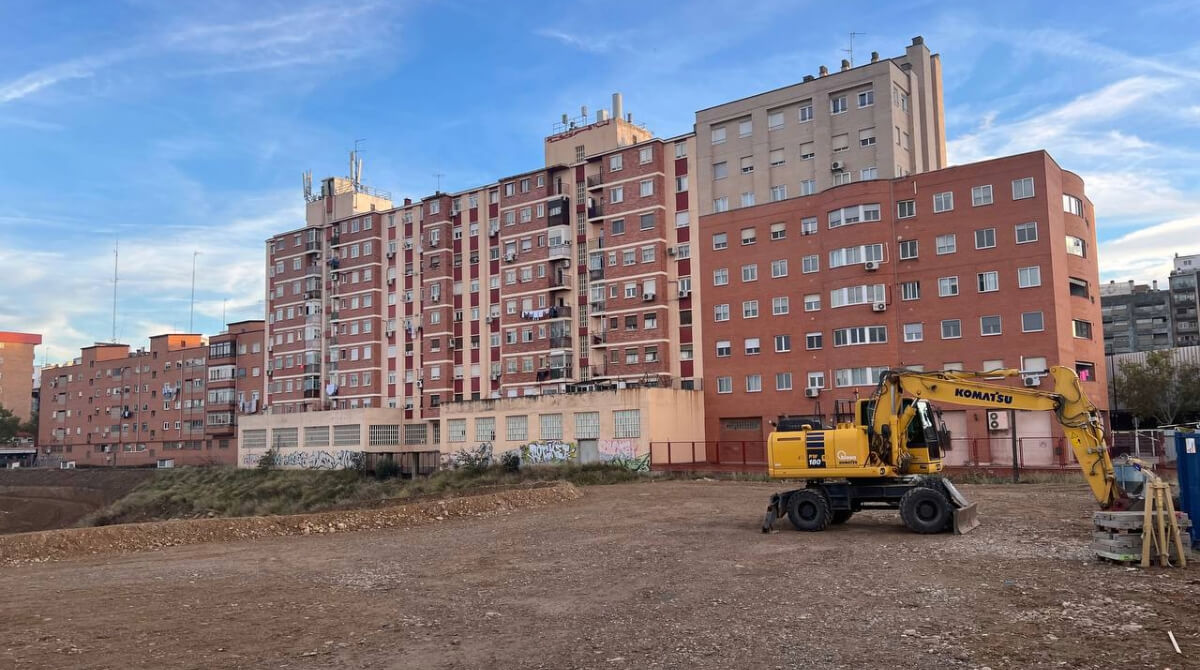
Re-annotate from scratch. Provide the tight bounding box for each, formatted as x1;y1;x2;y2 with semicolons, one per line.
374;458;401;480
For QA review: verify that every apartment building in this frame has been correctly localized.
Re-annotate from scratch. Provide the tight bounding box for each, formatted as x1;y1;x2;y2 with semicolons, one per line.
1169;253;1200;347
0;331;40;423
38;328;262;466
697;151;1104;463
695;36;944;215
264;99;703;452
1101;281;1173;354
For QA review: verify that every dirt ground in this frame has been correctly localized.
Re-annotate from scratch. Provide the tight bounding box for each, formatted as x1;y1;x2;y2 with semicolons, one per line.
0;469;155;534
0;480;1195;670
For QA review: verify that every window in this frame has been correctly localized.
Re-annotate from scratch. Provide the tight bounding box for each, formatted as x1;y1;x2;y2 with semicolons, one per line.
714;304;730;321
981;315;1002;336
975;228;996;249
717;376;733;394
741;227;756;245
773;296;790;315
935;234;956;255
713;268;729;286
612;218;626;235
740;191;755;207
860;167;877;180
738;118;752;137
829;284;886;307
769;148;785;166
742;264;759;281
613;410;641;438
770;185;787;201
1072;319;1093;339
1063;194;1084;216
832;134;849;152
799;142;814;160
716;340;731;357
711;126;726;144
675;175;688;192
977;271;999;292
764;259;787;279
904;323;923;342
899;240;918;260
900;281;920;301
971;185;993;207
1022;311;1044;332
506;415;528;441
799;103;813;122
638;146;653;164
799;179;816;195
675;211;690;228
800;217;817;235
770;222;786;240
775;372;793;391
828;204;881;228
933;191;954;213
641;246;655;263
938;276;959;297
774;334;791;352
713;161;728;180
1018;266;1041;288
806;332;823;350
744;337;761;355
897;199;915;218
941;319;962;339
712;232;728;250
833;326;888;347
859;128;876;147
610;154;623;171
713;197;729;213
1066;235;1087;257
740;156;754;174
828;243;884;268
1069;277;1089;298
831;96;847;114
742;300;759;318
807;372;826;389
858;89;874;107
640;213;655;230
745;375;762;393
610;185;624;204
639;179;654;197
1012;177;1035;200
1015;222;1038;244
834;367;886;387
802;255;819;273
768;111;784;129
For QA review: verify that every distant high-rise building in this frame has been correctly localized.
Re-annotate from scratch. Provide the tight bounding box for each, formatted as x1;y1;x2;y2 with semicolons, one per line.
1169;252;1200;347
1101;280;1173;355
0;331;41;423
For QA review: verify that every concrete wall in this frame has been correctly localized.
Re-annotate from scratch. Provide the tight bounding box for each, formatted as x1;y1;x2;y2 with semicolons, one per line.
238;407;411;469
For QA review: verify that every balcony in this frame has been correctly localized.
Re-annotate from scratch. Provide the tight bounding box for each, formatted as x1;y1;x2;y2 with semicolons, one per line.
304;289;322;300
587;203;604;220
546;197;570;228
591;331;608;345
550;274;572;290
589;364;608;378
589;267;604;281
305;240;322;252
522;305;571;321
304;363;321;374
586;174;604;189
548;243;571;261
305;264;322;277
590;300;606;312
537;367;573;381
549;335;573;349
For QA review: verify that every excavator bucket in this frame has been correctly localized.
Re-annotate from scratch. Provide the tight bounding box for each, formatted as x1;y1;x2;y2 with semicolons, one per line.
942;479;980;535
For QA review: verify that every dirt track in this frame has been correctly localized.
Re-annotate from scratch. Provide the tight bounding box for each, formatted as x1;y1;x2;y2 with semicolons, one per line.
0;469;154;534
0;480;1196;669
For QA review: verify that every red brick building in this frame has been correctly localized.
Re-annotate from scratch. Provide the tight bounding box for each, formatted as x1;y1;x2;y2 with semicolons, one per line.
204;320;266;448
698;151;1104;465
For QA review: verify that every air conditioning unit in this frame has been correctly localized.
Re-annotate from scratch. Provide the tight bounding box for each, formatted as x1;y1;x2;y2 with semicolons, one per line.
642;293;656;301
505;253;517;263
805;387;820;398
454;373;463;379
1023;375;1041;388
405;350;413;357
986;410;1009;432
831;161;845;171
864;260;879;271
667;247;676;257
679;289;690;298
387;277;395;285
386;250;395;259
416;380;424;388
871;302;887;312
385;328;395;336
485;316;493;324
489;227;499;237
429;239;440;248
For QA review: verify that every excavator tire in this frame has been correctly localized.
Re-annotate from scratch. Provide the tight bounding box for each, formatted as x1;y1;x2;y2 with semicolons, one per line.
899;486;952;534
830;509;854;525
787;489;831;531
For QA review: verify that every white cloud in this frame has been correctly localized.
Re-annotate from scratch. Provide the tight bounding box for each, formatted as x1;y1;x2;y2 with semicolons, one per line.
1098;216;1200;285
535;28;635;54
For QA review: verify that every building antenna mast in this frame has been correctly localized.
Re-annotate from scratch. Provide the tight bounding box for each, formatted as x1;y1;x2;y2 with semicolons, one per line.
843;31;866;67
434;172;444;193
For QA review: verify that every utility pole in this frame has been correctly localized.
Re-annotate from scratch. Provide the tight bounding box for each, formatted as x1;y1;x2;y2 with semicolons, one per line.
189;251;200;332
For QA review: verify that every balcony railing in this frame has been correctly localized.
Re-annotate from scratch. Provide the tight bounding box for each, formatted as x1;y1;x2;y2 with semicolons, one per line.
586;174;604;189
587;203;604;219
537;367;573;381
591;331;607;345
305;264;322;276
305;240;322;252
521;305;572;321
548;243;571;261
590;300;606;312
589;267;604;280
550;274;572;289
549;335;573;349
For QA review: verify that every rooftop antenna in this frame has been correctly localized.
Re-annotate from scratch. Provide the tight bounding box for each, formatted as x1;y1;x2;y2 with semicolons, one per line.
111;238;119;343
843;31;866;67
189;251;201;332
302;170;313;201
434;172;444;193
351;139;366;189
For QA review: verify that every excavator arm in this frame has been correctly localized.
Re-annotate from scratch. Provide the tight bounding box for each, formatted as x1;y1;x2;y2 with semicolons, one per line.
875;366;1125;509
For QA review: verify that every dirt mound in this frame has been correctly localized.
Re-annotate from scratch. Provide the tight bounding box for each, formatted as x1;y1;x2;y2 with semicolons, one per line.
0;469;156;534
0;481;579;564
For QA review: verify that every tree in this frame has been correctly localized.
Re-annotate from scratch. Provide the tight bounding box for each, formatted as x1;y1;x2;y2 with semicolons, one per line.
1115;351;1200;426
0;405;19;443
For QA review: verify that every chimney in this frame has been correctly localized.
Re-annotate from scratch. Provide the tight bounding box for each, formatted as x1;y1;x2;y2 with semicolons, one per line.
870;51;879;63
581;105;588;119
819;65;828;77
803;75;814;82
1153;280;1159;290
404;197;412;206
626;113;633;123
612;93;624;121
912;36;924;46
841;59;851;71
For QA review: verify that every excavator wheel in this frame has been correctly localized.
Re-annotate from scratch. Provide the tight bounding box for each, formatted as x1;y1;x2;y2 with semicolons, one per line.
830;509;854;525
899;486;952;534
787;489;831;532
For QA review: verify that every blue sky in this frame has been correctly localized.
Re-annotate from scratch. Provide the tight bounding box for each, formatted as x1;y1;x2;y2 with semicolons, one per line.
2;0;1198;363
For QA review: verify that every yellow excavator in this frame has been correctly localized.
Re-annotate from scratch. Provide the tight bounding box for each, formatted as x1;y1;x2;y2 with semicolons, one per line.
762;366;1130;534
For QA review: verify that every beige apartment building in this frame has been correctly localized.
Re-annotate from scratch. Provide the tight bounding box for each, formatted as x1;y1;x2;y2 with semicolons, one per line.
696;36;945;214
0;332;40;423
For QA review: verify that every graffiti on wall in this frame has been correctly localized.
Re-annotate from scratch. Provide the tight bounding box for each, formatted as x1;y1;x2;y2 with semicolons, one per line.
597;439;650;472
519;440;577;464
239;448;363;470
450;442;494;469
